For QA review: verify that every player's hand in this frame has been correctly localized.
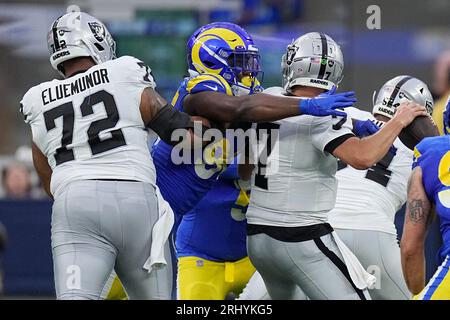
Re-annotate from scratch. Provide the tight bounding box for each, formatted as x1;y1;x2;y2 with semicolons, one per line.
353;119;380;138
298;86;357;118
393;102;428;128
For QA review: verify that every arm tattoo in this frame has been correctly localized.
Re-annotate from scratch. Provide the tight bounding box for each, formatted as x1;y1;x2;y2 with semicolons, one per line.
409;200;425;223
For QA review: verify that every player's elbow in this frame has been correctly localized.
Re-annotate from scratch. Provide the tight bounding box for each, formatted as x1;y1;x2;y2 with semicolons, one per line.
347;155;374;170
400;241;413;259
351;144;378;169
333;139;375;170
401;238;423;261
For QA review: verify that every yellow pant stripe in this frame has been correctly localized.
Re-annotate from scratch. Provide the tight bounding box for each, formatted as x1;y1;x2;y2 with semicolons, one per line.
415;256;450;300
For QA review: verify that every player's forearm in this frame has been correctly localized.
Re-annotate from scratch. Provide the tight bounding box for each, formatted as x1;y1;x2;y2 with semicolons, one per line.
355;117;404;167
31;142;53;199
401;168;431;295
35;166;52;199
42;178;52;198
232;94;301;122
401;246;426;294
187;90;356;122
187;92;302;123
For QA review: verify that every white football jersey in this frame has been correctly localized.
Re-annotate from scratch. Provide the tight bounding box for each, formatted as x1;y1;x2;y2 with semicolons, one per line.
246;87;355;227
20;56;157;196
328;107;413;235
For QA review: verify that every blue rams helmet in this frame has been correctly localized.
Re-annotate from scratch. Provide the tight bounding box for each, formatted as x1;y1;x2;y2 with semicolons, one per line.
187;22;263;96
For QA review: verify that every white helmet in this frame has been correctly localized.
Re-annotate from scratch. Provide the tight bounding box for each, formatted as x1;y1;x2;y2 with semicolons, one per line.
281;32;344;93
48;12;116;76
372;75;434;118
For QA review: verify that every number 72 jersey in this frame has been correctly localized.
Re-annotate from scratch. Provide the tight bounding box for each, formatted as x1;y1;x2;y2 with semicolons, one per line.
20;56;157;196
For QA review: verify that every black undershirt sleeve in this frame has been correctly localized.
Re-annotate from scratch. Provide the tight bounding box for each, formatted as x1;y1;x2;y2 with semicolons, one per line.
146;104;194;146
324;133;355;154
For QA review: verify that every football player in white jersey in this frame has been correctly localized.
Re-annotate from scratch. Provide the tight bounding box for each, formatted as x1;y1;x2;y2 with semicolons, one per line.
20;12;204;300
241;32;428;300
328;76;434;299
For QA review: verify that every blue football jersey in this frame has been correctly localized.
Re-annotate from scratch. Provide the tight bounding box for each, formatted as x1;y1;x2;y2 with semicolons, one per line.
151;73;234;221
413;135;450;263
175;164;250;262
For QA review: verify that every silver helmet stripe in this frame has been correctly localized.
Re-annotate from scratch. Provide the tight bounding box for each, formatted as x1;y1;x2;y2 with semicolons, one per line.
318;33;328;79
282;32;344;92
387;76;413;108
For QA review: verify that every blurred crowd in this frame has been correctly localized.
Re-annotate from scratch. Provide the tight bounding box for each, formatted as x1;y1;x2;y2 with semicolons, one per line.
432;51;450;134
0;146;48;200
234;0;303;26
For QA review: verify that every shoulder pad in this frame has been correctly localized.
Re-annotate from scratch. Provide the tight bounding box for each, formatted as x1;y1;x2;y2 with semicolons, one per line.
186;74;232;95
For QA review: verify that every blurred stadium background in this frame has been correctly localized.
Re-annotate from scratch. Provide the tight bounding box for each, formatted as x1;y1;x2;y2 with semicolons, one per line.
0;0;448;298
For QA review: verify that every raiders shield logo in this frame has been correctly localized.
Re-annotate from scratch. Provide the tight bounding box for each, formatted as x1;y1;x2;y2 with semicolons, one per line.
286;44;297;65
88;22;105;42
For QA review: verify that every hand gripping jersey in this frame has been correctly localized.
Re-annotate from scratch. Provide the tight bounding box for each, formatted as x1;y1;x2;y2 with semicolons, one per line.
413;136;450;263
328;107;413;235
151;73;234;219
20;56;157;196
176;163;250;262
246;87;355;227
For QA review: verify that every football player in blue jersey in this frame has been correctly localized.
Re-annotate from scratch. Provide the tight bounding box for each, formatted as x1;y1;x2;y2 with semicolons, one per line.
175;160;254;300
401;96;450;299
151;22;357;223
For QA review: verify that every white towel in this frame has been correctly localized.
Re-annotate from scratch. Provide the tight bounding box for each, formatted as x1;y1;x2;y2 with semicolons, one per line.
143;186;175;274
331;231;377;290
